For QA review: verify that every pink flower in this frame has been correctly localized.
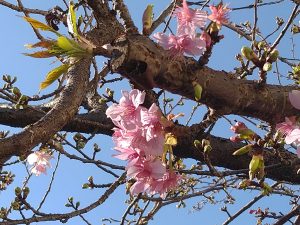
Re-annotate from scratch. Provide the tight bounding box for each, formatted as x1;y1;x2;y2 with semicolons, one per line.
200;31;212;48
230;122;247;133
230;136;242;143
289;90;300;110
153;32;206;56
276;117;298;136
173;0;207;35
141;103;163;141
27;151;52;176
208;4;230;26
285;128;300;145
113;146;143;164
126;158;166;180
130;178;151;195
149;171;182;198
106;90;145;131
113;127;164;156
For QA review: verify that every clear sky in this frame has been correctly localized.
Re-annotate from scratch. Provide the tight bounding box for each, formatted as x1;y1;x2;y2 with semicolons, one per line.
0;0;299;224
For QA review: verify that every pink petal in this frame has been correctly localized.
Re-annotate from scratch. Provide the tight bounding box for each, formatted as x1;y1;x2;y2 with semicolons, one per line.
285;128;300;144
289;90;300;110
27;152;38;165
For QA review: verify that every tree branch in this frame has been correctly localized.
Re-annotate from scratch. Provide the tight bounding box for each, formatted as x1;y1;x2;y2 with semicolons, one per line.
110;34;300;124
1;105;300;184
0;58;91;165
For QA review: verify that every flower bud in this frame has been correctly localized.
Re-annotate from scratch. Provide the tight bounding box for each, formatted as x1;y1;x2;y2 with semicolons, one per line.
241;46;258;61
15;187;22;196
267;49;279;63
257;41;266;50
204;145;212;153
263;62;272;72
22;187;30;199
193;140;202;149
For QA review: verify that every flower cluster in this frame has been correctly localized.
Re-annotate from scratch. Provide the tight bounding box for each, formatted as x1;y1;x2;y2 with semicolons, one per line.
153;0;208;56
106;89;181;197
26;151;53;176
153;1;230;56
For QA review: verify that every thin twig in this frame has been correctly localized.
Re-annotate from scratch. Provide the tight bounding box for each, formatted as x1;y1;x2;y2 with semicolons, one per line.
222;182;280;225
0;0;47;15
36;153;61;211
270;4;299;52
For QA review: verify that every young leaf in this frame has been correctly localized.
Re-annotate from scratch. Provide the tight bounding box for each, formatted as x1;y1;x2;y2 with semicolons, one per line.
56;36;86;56
40;64;71;90
24;51;54;58
67;1;78;37
232;144;252;156
249;155;263;173
142;4;154;35
25;40;55;49
57;36;76;51
23;17;60;36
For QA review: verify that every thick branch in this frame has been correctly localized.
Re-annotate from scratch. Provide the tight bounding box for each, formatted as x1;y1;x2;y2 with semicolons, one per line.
173;124;300;184
110;34;300;123
0;58;91;164
1;106;300;184
0;107;113;135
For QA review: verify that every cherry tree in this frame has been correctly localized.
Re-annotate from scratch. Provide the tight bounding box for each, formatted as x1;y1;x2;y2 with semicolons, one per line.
0;0;300;224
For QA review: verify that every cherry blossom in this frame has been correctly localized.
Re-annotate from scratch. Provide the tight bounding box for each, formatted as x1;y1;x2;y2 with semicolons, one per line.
140;103;164;141
200;31;212;48
208;4;230;26
149;171;182;198
106;90;145;131
276;117;298;136
27;151;52;176
173;0;207;34
130;178;151;195
153;33;206;56
126;158;166;180
276;117;300;158
107;89;182;197
230;121;247;133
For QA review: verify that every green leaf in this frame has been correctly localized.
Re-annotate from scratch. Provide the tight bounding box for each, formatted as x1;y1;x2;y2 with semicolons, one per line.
57;36;76;51
56;36;86;56
193;82;202;101
23;51;55;58
40;64;71;90
67;1;78;37
232;144;252;156
23;17;60;36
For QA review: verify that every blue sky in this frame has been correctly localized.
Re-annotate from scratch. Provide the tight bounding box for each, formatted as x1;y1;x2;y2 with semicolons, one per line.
0;0;299;224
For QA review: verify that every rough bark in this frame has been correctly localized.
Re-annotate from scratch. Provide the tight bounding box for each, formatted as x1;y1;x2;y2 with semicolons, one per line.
111;34;300;124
